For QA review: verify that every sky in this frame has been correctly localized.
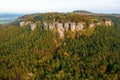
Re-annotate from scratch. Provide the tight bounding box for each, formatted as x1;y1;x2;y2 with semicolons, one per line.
0;0;120;14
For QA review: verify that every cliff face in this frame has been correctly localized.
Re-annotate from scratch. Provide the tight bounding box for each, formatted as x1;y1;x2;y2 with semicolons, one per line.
18;11;113;39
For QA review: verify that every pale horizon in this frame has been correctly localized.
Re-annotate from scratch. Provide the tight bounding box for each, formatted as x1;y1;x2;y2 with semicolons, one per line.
0;0;120;14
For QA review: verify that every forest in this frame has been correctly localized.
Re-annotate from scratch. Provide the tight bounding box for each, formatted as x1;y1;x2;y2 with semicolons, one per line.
0;13;120;80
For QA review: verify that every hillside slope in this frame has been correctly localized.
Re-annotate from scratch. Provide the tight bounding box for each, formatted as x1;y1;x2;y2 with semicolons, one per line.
0;14;120;80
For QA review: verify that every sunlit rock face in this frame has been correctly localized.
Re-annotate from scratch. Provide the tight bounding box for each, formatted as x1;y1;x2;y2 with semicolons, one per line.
19;20;113;38
56;23;64;31
96;22;101;25
31;23;36;31
64;23;70;31
48;24;54;30
20;21;37;31
105;20;112;26
25;21;33;26
58;30;64;39
76;23;84;31
43;22;48;30
20;22;25;27
89;24;95;28
69;23;76;32
20;21;33;27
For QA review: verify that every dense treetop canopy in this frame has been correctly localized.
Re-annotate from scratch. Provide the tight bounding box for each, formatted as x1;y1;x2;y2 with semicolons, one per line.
0;13;120;80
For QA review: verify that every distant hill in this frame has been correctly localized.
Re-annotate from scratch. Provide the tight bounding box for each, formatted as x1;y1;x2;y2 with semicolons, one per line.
73;10;93;14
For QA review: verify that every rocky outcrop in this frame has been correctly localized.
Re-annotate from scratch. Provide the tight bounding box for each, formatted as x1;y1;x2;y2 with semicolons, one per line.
58;30;64;39
70;23;76;32
105;20;112;26
64;23;69;31
20;22;25;27
20;21;36;31
89;24;95;28
56;23;64;31
43;22;85;38
43;22;85;32
31;23;36;31
20;20;112;38
76;23;84;31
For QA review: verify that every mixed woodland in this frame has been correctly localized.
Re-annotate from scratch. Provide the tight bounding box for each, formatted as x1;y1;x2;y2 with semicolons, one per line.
0;13;120;80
